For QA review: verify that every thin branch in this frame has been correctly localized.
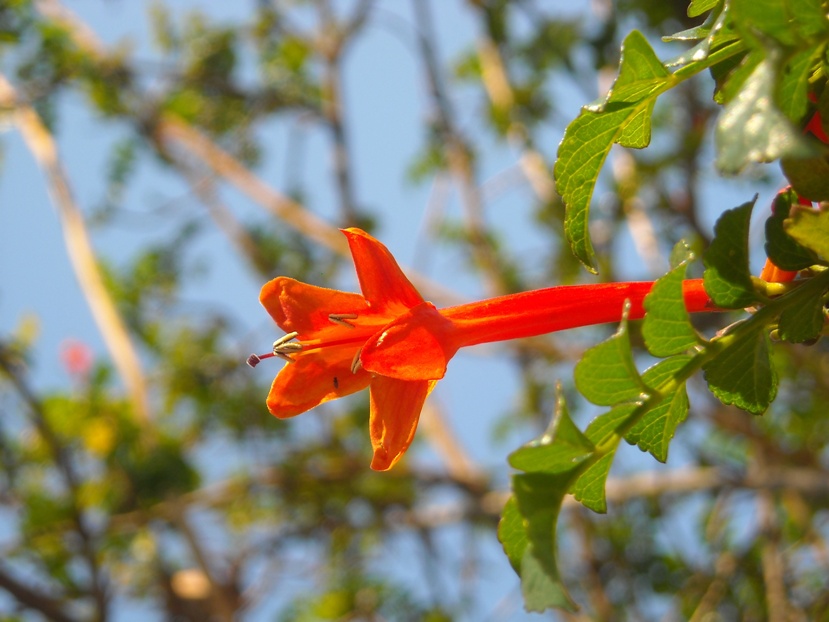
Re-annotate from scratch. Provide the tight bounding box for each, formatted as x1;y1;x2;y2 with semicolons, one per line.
0;561;79;622
0;344;109;619
154;116;461;304
411;0;508;296
0;75;151;428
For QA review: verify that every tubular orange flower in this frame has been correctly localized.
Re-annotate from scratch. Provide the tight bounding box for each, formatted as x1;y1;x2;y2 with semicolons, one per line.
250;228;716;471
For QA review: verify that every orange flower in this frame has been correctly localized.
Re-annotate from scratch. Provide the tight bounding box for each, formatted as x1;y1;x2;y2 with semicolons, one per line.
251;228;714;470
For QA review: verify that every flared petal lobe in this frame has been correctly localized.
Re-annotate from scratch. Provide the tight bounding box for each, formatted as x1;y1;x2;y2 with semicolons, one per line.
260;277;370;334
369;376;437;471
267;345;373;418
342;228;423;312
360;302;458;381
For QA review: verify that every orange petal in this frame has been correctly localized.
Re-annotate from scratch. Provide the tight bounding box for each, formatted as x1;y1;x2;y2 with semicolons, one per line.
266;345;372;418
260;277;370;334
368;376;437;471
341;228;423;312
360;302;456;381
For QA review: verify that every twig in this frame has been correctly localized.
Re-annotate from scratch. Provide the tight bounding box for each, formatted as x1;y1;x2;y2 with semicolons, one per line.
155;115;461;304
0;561;79;622
411;0;508;296
0;74;151;427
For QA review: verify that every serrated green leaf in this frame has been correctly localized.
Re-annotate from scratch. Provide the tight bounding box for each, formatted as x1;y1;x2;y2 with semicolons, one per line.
703;326;777;414
784;207;829;260
512;473;579;612
584;403;639;447
715;58;817;174
574;310;649;406
777;295;826;343
776;46;820;123
498;496;527;572
786;0;829;40
556;31;673;272
572;451;616;514
643;262;702;357
509;388;595;473
688;0;721;18
764;188;819;271
781;155;829;202
641;355;695;390
622;356;694;462
703;199;762;309
626;387;690;462
730;0;797;46
669;240;694;269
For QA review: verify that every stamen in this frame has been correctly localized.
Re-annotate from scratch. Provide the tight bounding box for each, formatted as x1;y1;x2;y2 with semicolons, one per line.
247;351;275;368
273;331;300;347
247;331;302;368
351;347;363;374
329;313;358;329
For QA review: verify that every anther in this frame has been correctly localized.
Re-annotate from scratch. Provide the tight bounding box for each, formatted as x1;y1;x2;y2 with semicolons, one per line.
329;313;358;329
273;332;299;348
350;347;363;374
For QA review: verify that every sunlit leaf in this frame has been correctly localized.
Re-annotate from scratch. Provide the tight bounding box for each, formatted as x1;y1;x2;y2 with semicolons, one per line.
509;386;595;473
574;309;649;406
784;206;829;260
703;199;762;309
703;326;777;414
643;261;702;357
765;188;819;271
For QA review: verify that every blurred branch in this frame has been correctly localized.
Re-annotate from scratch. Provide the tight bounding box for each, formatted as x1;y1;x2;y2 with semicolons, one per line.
419;400;487;489
475;35;556;203
0;74;151;427
177;161;273;278
0;344;109;619
315;0;375;225
154;115;461;304
411;0;508;296
0;561;79;622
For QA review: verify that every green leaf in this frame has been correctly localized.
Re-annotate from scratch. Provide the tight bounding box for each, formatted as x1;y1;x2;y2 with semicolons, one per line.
764;188;819;271
572;451;616;514
643;262;702;357
730;0;797;46
574;308;649;406
512;473;579;612
626;388;689;462
584;404;639;447
784;207;829;260
556;31;672;272
703;325;777;414
688;0;721;18
703;199;762;309
776;46;820;123
781;154;829;202
498;496;527;573
715;58;816;174
777;296;826;343
786;0;829;40
641;354;695;390
625;356;694;461
509;387;595;474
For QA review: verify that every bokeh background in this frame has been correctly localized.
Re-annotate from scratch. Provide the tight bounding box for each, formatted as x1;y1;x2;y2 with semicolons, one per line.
2;1;828;620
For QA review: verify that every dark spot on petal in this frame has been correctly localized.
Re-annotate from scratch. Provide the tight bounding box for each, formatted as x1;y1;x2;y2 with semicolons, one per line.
333;377;339;389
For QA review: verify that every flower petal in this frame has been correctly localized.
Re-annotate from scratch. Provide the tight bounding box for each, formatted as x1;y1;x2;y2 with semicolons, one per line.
368;376;436;471
266;345;372;418
360;302;455;381
260;277;370;334
341;228;423;312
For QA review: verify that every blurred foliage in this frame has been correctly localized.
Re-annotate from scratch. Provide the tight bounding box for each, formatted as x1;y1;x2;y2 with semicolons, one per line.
2;0;829;620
